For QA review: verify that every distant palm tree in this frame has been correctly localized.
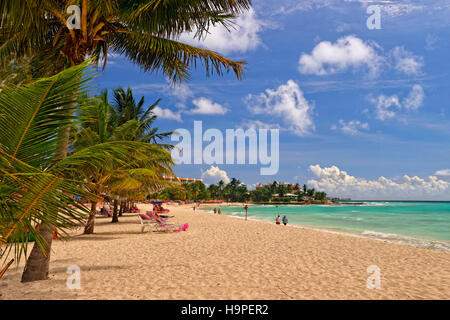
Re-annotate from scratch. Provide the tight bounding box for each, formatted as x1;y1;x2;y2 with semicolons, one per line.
73;91;175;231
111;87;173;144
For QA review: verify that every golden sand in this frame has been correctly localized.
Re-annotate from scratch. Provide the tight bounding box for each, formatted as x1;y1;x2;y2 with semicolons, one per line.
1;203;449;299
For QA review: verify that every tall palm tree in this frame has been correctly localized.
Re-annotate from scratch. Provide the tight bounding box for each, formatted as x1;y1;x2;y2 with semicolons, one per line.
0;1;249;80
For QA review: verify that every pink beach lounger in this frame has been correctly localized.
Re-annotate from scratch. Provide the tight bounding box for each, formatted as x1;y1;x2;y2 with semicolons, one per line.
148;211;189;233
138;213;188;233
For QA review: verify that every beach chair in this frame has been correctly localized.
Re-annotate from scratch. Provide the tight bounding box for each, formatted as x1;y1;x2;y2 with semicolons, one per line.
147;212;188;232
138;214;155;233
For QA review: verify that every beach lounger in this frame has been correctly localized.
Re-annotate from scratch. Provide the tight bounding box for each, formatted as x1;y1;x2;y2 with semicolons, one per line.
138;214;155;232
147;212;188;233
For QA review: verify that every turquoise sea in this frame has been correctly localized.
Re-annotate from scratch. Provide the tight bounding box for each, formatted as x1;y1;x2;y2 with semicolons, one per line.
203;202;450;251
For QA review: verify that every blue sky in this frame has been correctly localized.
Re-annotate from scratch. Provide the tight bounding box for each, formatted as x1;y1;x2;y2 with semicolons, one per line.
95;0;450;200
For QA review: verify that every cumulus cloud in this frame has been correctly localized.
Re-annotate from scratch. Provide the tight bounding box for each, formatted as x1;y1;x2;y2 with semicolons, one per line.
298;35;426;79
390;46;424;76
298;35;384;77
370;85;425;120
434;169;450;176
201;166;230;185
153;106;182;122
190;97;228;115
307;165;450;200
178;8;264;54
331;120;369;135
245;80;315;136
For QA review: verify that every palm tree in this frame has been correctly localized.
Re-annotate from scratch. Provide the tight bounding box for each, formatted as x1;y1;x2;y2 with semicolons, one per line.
0;63;144;281
73;91;175;232
111;87;173;145
0;1;249;80
218;180;225;200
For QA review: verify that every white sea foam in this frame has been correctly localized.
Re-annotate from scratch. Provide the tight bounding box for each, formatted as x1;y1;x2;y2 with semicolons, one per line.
361;230;450;251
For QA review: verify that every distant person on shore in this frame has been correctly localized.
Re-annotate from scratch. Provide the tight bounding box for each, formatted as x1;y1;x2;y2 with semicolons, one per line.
282;215;288;226
193;205;196;212
218;208;222;215
276;215;280;225
214;208;217;214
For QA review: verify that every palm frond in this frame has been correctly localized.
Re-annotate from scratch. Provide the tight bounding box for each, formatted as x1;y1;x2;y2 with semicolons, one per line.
110;31;245;83
0;61;95;168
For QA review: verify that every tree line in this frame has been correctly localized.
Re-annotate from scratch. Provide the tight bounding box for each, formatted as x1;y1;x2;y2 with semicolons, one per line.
153;179;328;203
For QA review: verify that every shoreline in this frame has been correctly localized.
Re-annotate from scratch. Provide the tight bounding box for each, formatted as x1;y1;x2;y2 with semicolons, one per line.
1;203;449;299
199;203;450;252
200;206;450;252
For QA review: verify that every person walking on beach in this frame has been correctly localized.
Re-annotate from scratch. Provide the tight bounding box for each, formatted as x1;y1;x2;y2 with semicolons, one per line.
282;215;288;226
275;215;280;225
214;208;217;214
218;208;222;215
244;204;248;220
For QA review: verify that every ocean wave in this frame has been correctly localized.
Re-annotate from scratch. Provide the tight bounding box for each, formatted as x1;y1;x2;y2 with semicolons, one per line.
361;230;450;251
360;202;390;207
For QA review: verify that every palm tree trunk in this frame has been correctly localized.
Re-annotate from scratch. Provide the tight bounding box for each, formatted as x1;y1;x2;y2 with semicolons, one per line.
20;92;78;282
112;199;119;223
119;200;124;217
21;224;54;282
84;202;97;234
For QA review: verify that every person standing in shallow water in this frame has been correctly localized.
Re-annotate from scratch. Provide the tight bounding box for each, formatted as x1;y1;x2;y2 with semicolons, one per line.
218;208;221;214
275;215;280;225
282;215;288;226
213;208;217;214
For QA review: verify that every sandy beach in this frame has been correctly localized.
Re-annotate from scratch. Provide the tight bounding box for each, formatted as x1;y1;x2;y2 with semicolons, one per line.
1;203;449;300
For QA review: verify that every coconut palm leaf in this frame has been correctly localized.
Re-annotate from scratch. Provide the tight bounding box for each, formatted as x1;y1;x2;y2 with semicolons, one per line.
1;0;251;81
0;62;94;168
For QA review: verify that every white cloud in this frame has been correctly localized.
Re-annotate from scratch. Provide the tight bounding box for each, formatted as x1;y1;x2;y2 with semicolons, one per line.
298;35;384;77
190;97;228;115
153;106;182;122
370;85;425;120
434;169;450;176
132;80;194;109
403;84;425;110
168;82;194;109
201;166;230;185
391;46;424;76
370;94;401;121
331;120;369;135
238;120;281;131
245;80;315;136
307;165;450;200
178;8;264;54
